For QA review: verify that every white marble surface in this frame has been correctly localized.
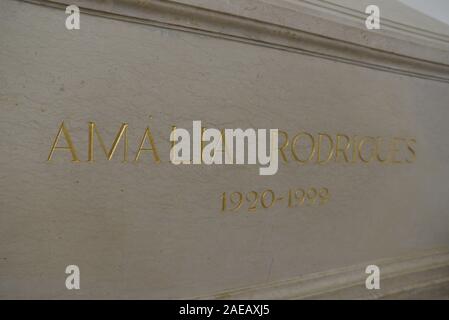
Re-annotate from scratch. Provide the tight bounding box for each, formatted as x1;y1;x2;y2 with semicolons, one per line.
0;0;448;298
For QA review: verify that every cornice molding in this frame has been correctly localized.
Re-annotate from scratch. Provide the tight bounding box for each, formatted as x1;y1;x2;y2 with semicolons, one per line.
279;0;449;45
194;247;449;299
22;0;449;83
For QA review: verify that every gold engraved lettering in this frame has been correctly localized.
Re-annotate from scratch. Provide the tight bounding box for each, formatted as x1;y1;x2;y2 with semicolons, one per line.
135;127;160;163
291;132;315;163
47;121;79;162
88;122;128;162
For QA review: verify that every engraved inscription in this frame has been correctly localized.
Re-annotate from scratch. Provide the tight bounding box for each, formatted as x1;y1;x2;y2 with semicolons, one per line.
221;187;330;213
